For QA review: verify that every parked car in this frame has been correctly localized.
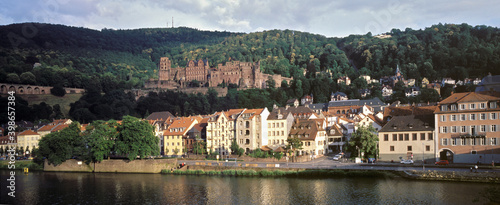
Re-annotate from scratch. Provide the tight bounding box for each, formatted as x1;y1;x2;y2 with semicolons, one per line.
333;154;342;161
400;159;414;164
435;160;449;165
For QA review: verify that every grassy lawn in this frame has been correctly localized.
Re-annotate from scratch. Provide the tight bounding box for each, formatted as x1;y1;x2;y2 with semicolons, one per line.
0;160;43;171
21;93;83;117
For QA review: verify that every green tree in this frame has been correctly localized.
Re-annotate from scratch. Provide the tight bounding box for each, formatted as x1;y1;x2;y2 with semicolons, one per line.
20;72;36;84
173;147;180;155
84;120;117;162
193;141;206;155
347;125;379;159
230;137;240;155
420;88;440;103
274;151;284;161
114;116;159;160
6;73;20;84
37;122;82;165
286;137;303;156
50;84;66;97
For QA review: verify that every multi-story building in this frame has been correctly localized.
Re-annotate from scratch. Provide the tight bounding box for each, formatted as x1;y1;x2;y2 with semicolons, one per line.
267;109;294;149
378;115;435;162
435;92;500;163
326;124;344;153
162;117;198;156
289;119;327;156
186;117;209;153
235;108;270;152
206;109;244;155
16;130;41;152
146;111;175;154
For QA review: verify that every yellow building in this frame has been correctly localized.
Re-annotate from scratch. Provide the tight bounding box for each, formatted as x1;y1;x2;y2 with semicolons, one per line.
17;130;41;152
378;115;435;162
163;117;198;156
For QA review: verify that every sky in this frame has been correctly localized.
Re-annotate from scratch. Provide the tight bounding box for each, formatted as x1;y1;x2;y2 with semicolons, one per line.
1;0;499;37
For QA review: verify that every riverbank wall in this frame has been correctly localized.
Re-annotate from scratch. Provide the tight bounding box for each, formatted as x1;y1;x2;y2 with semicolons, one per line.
401;170;500;183
166;165;500;183
44;159;178;173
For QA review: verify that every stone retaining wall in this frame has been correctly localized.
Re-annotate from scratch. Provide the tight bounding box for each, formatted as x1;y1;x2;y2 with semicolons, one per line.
44;158;178;173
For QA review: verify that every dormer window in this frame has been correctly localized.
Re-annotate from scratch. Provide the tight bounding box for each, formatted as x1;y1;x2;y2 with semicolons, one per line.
441;105;448;111
490;102;497;109
450;104;457;111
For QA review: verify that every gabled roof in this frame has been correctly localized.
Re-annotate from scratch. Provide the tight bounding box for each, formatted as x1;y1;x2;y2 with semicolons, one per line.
240;108;264;120
52;119;71;125
273;105;315;118
163;117;198;136
328;98;385;112
225;109;245;120
365;114;383;126
37;124;57;132
379;115;434;132
51;124;69;132
440;92;500;104
327;124;343;136
146;111;175;121
383;105;437;120
268;109;293;120
289;119;323;141
18;130;39;136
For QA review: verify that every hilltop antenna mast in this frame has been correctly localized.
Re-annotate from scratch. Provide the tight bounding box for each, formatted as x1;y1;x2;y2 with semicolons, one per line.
172;17;174;28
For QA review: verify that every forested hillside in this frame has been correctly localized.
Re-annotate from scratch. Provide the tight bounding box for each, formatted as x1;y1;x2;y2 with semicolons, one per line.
1;22;499;123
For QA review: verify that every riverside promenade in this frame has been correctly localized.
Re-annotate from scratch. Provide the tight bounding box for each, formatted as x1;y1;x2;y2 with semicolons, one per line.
178;156;500;173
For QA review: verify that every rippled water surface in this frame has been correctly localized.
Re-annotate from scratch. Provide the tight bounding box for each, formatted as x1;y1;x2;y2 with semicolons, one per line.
0;170;494;204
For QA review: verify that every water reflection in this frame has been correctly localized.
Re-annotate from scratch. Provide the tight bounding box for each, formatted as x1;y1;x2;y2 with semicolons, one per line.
0;170;492;204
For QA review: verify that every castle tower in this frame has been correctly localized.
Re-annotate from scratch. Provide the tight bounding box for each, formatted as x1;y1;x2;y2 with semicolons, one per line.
158;57;172;81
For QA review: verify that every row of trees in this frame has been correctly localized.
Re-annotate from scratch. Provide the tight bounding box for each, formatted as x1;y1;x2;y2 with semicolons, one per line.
35;116;159;165
0;96;64;125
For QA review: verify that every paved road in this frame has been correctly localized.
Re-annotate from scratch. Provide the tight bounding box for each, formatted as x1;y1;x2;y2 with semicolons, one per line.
179;156;500;173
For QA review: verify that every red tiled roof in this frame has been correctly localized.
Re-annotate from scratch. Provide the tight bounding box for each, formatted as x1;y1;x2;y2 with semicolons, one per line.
18;130;39;136
163;117;198;136
51;124;69;132
38;124;56;132
52;119;70;125
439;92;500;104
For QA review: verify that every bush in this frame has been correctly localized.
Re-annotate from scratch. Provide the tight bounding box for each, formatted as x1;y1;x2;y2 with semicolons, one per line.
222;170;236;176
50;84;66;97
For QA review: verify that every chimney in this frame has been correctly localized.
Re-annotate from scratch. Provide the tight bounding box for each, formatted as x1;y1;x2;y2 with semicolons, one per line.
286;104;290;110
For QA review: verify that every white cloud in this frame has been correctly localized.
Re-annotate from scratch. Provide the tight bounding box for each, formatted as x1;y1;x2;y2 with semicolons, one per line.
1;0;499;37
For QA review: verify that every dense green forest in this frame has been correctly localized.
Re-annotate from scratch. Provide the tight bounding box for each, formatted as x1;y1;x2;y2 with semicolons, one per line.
1;22;499;123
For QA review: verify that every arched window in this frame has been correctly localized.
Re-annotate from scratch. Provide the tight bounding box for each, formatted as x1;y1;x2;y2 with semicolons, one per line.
246;121;250;128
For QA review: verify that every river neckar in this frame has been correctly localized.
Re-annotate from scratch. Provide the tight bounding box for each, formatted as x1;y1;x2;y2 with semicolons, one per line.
1;170;498;204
